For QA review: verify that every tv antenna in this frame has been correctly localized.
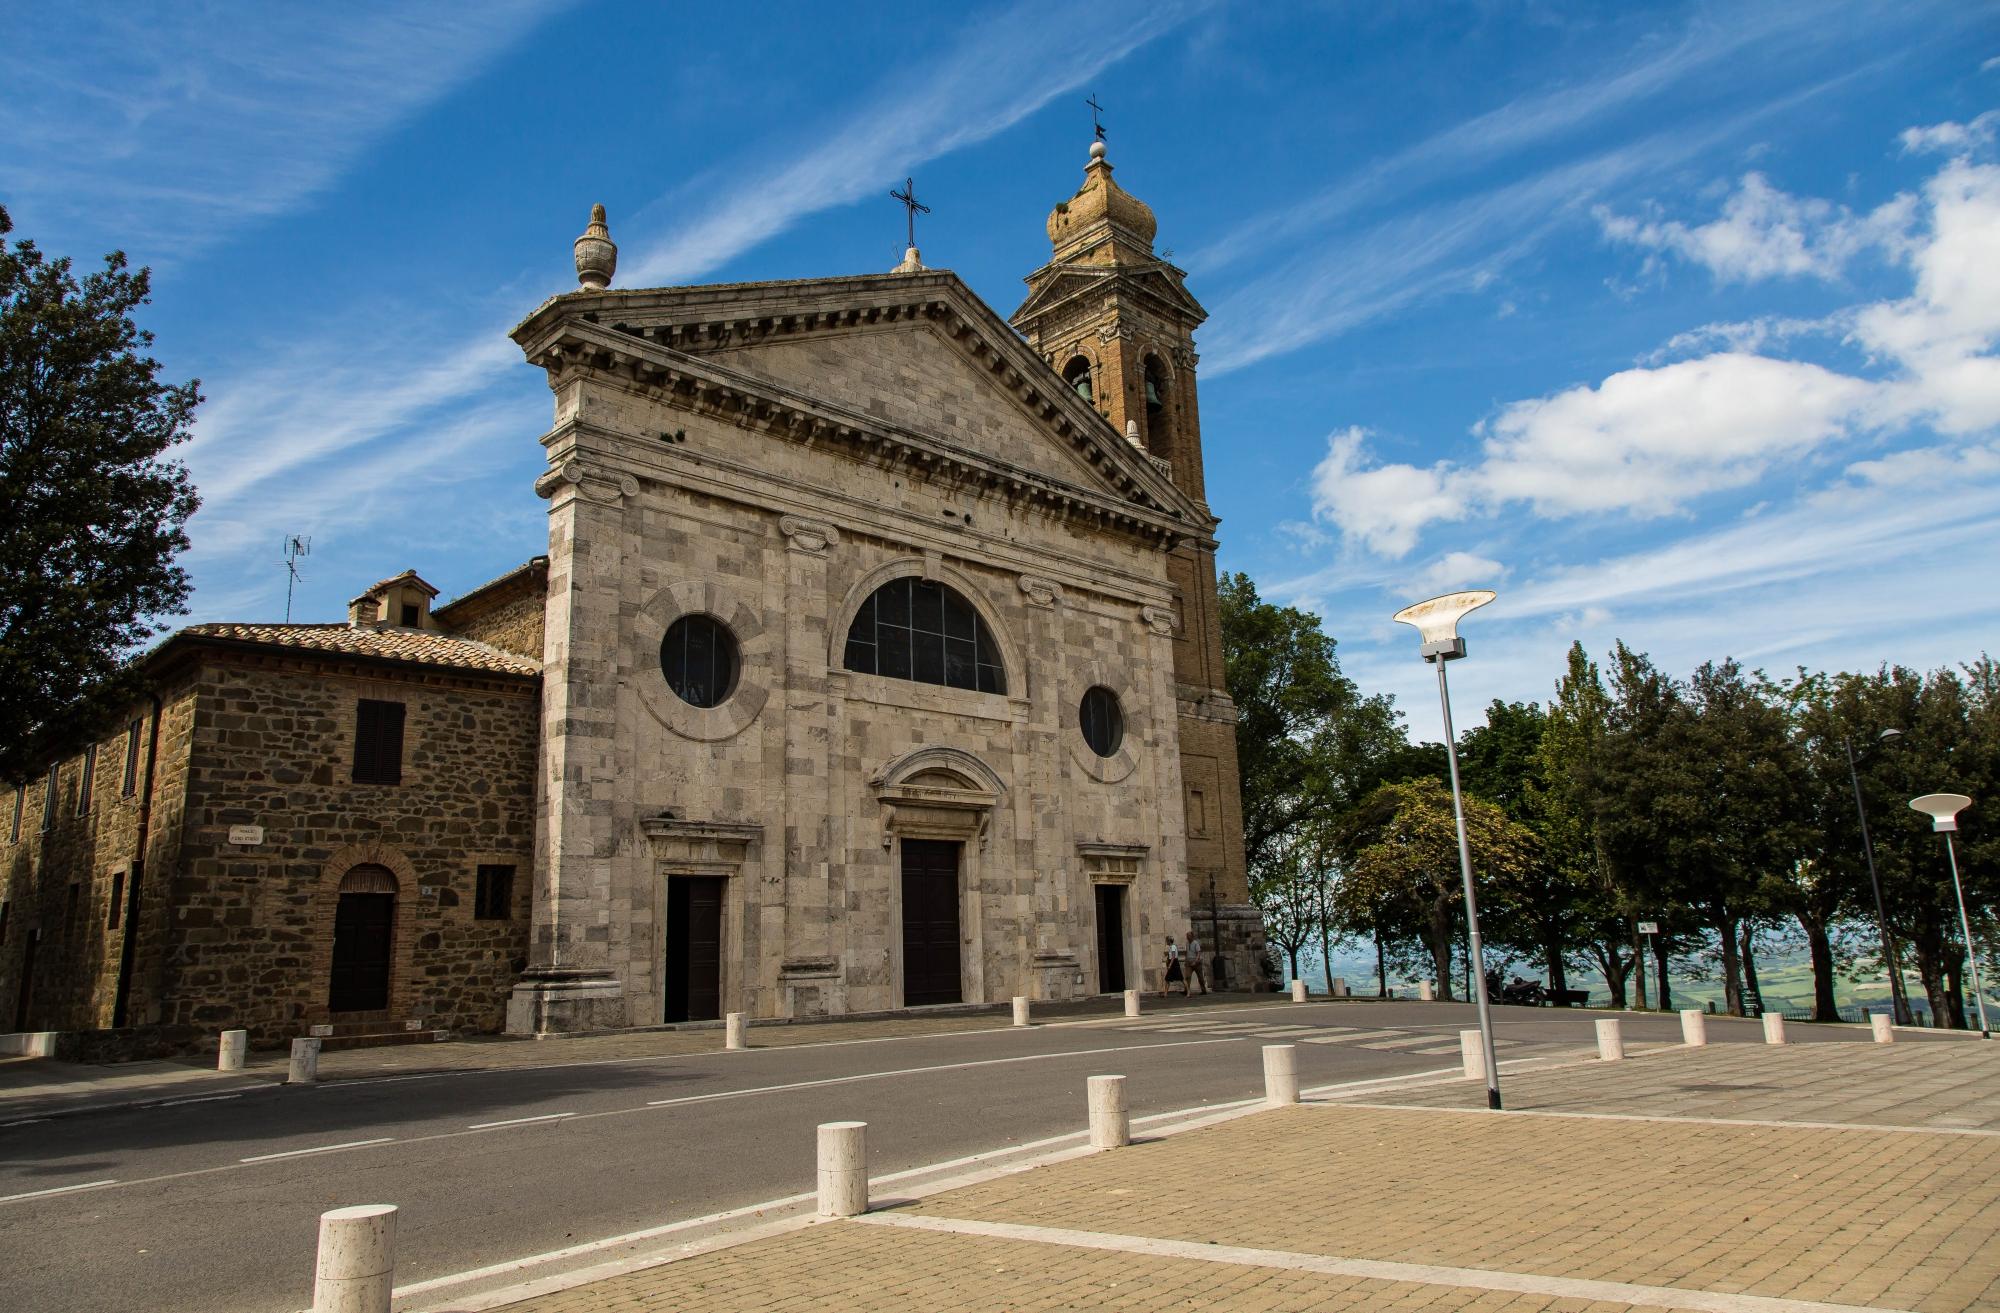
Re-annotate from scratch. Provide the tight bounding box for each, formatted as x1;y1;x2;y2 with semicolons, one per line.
281;535;311;622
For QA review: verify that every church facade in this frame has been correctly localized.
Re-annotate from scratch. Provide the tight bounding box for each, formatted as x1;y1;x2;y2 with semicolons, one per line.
0;142;1261;1047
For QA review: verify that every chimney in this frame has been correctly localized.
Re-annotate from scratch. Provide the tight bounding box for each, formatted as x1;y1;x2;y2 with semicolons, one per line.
348;594;382;629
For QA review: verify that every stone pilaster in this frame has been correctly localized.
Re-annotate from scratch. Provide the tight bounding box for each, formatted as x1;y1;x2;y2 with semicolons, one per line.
507;460;638;1034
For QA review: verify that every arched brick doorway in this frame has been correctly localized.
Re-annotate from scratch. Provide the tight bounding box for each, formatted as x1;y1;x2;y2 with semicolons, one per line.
329;864;397;1013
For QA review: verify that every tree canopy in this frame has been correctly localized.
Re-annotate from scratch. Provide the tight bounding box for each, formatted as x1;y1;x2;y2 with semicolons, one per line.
0;205;200;782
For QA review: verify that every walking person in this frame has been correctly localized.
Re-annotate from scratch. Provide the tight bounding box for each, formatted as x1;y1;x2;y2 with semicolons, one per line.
1164;936;1185;996
1185;932;1208;995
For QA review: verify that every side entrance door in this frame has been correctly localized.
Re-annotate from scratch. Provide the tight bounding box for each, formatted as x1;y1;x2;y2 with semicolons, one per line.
1095;884;1126;993
901;839;963;1007
665;875;724;1023
329;893;394;1012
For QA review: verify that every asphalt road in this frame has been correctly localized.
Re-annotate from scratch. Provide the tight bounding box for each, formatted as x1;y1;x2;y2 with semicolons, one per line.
0;1000;1917;1312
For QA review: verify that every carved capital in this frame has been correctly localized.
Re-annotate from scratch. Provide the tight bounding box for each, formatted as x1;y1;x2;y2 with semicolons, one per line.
1141;604;1178;636
535;460;638;503
778;514;839;555
1018;575;1064;609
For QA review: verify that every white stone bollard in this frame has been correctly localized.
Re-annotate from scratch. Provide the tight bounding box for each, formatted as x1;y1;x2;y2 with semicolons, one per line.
288;1037;321;1085
725;1012;746;1050
1123;988;1141;1018
1680;1009;1707;1047
816;1121;868;1217
218;1029;247;1072
1871;1013;1895;1044
1012;996;1030;1027
1596;1017;1624;1061
1290;978;1307;1003
1262;1045;1299;1105
313;1204;397;1313
1333;977;1348;998
1460;1029;1486;1080
1418;980;1435;1002
1763;1013;1787;1045
1087;1074;1129;1149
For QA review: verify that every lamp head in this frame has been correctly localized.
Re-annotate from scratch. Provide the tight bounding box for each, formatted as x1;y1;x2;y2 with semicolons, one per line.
1909;792;1972;832
1393;590;1496;662
1878;728;1903;742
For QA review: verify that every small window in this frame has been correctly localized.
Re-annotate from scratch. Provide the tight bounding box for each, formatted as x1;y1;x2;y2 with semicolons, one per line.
76;745;96;816
475;864;515;920
400;602;419;627
0;902;8;942
1080;686;1124;758
660;615;740;708
123;718;143;797
65;883;80;939
1063;355;1094;404
107;871;125;930
41;765;57;832
352;699;406;785
8;789;20;843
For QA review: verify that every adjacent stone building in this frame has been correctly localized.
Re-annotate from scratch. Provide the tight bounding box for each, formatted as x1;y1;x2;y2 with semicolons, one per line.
0;140;1261;1048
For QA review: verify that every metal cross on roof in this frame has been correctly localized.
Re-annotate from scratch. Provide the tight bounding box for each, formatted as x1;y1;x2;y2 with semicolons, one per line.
890;177;930;250
1086;93;1107;142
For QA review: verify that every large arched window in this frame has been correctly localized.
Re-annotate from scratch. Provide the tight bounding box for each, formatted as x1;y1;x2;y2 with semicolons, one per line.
844;577;1006;694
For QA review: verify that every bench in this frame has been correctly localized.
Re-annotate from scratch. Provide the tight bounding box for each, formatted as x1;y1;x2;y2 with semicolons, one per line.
1545;988;1591;1007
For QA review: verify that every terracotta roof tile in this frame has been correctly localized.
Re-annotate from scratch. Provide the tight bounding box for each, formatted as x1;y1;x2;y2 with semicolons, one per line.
178;623;539;678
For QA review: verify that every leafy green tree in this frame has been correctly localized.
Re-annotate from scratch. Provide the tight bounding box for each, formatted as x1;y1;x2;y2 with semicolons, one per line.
1335;778;1538;1000
0;206;200;782
1220;571;1402;958
1541;642;1640;1006
1592;652;1805;1015
1458;698;1594;1000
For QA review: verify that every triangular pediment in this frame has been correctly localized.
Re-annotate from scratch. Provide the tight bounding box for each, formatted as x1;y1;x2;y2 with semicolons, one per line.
511;272;1203;534
1012;260;1207;330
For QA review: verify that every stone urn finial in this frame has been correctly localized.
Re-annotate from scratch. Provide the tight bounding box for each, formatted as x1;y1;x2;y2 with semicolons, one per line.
573;203;616;290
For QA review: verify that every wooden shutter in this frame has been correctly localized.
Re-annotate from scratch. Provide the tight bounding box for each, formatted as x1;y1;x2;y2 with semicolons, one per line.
352;700;406;785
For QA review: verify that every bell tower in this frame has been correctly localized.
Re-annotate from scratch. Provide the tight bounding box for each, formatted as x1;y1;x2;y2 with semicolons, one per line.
1013;140;1262;991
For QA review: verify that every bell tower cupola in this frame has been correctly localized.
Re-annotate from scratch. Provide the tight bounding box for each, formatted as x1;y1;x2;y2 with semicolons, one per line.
1011;140;1211;503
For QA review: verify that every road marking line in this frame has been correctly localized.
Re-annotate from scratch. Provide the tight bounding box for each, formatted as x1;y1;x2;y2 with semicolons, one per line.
642;1037;1242;1110
1298;1029;1407;1044
467;1113;574;1130
1358;1034;1457;1049
1247;1026;1317;1037
239;1137;395;1163
856;1214;1883;1313
158;1093;243;1107
0;1117;49;1128
0;1179;117;1203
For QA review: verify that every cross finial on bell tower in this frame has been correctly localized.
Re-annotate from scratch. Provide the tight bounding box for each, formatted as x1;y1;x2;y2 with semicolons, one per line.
1086;93;1107;143
889;177;931;273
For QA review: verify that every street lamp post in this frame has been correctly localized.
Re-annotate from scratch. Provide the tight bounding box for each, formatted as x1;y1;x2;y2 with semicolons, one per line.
1846;730;1912;1026
1908;793;1990;1038
1393;589;1503;1109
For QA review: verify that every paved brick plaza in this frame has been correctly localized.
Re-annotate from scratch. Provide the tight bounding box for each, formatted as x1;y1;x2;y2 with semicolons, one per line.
488;1038;1998;1313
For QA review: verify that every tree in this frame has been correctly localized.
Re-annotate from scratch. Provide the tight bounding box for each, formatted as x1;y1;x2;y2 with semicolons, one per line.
0;206;200;782
1541;642;1638;1007
1335;778;1538;1000
1220;572;1402;960
1458;699;1594;1001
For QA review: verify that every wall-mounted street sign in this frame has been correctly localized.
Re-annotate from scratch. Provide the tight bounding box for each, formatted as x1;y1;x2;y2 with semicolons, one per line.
227;825;264;846
1637;921;1659;935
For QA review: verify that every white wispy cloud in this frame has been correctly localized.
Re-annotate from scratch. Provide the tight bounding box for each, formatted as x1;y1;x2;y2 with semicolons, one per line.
1899;110;2000;155
174;0;1213;613
1300;148;2000;559
0;4;558;260
1596;173;1915;283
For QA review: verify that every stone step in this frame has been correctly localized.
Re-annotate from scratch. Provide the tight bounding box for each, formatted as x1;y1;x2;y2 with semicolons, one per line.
312;1029;450;1053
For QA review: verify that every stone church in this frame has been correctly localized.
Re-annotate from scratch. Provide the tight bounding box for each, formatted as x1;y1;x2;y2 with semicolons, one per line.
0;140;1262;1048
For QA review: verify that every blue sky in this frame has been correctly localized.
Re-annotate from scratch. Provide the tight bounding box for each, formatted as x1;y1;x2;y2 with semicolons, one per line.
3;1;1996;738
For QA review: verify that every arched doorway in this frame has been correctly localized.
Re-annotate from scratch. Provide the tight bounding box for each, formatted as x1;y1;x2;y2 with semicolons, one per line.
329;864;397;1012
